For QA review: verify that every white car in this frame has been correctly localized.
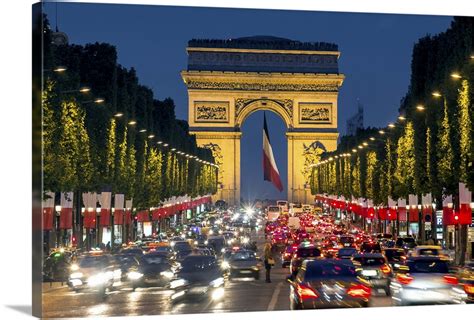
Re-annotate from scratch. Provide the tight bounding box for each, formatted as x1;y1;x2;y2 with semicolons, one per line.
390;257;467;306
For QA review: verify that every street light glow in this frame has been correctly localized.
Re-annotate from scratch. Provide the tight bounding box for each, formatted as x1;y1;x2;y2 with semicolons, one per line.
352;149;357;153
94;98;105;104
379;130;385;134
358;145;363;149
128;120;137;125
163;143;169;147
148;134;155;139
157;141;163;144
416;105;425;111
369;137;375;141
398;116;406;121
53;66;67;72
114;112;123;117
388;123;395;128
139;129;147;133
362;142;368;146
450;73;462;79
79;87;91;93
432;91;442;98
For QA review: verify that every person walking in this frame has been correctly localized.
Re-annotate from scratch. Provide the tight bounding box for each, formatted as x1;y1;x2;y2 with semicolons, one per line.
263;242;274;283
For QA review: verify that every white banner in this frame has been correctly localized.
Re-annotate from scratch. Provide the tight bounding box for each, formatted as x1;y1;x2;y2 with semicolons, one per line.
459;183;472;205
442;195;453;207
114;194;125;210
82;192;97;211
43;191;55;208
398;198;407;209
60;192;74;208
99;192;112;209
408;194;417;209
125;199;133;210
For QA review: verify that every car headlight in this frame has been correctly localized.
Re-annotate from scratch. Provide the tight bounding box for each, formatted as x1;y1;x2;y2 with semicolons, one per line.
209;277;224;288
113;269;122;279
128;271;144;280
204;240;208;245
70;272;83;279
88;273;109;287
160;271;174;279
170;279;187;289
194;241;198;245
170;241;176;247
221;261;230;269
211;287;225;300
70;264;79;271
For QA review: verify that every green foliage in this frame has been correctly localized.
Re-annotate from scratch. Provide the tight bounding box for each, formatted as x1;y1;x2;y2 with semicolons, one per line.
394;121;416;196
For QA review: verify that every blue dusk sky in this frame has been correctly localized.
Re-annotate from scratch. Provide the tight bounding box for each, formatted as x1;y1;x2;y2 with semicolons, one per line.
43;3;452;201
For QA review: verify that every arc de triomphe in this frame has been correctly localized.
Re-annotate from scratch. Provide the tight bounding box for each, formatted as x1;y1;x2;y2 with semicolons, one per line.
181;36;344;205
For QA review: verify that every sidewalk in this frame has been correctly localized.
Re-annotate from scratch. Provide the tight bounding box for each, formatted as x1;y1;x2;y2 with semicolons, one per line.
42;281;68;293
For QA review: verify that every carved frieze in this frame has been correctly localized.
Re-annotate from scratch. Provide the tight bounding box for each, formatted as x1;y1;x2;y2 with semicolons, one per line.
298;103;332;124
186;80;339;92
194;101;229;123
235;98;293;121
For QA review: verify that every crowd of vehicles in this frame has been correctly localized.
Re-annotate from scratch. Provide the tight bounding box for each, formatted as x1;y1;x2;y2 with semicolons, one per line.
262;202;472;309
45;205;264;302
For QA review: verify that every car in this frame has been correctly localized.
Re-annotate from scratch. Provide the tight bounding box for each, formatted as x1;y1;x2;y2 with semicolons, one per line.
456;261;474;303
288;259;371;309
170;255;225;303
290;245;322;277
120;247;145;257
383;248;406;271
359;241;382;253
395;237;417;251
281;245;299;268
127;252;175;290
207;236;226;255
114;254;140;281
409;245;443;258
390;256;467;306
225;249;261;280
336;248;357;259
67;253;118;297
352;253;392;295
339;235;356;248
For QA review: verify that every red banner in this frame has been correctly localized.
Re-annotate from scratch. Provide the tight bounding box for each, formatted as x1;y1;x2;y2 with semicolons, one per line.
387;208;397;221
409;208;419;222
114;209;124;225
100;208;111;226
378;207;388;220
83;210;96;229
398;208;407;222
59;207;73;229
43;207;54;230
137;210;150;222
367;207;375;219
459;204;472;225
443;207;456;225
124;210;132;225
152;208;163;221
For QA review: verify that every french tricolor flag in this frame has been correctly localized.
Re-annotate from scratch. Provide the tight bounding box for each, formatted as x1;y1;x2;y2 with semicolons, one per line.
263;113;283;192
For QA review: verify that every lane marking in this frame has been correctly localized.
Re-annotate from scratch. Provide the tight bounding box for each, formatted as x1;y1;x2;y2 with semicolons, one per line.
266;282;283;311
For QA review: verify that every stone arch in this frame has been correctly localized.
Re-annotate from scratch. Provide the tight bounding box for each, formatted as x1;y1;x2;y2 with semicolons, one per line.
235;98;293;129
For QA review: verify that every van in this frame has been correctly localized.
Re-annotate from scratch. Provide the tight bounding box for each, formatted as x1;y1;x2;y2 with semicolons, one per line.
267;206;281;221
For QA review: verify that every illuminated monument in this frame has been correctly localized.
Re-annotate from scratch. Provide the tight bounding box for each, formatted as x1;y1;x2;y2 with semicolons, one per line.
182;36;344;205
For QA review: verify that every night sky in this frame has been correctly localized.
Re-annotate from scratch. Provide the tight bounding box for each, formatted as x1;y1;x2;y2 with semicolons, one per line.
44;3;452;201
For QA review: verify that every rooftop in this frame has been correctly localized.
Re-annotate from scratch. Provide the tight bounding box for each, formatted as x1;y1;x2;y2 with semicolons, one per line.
188;36;338;52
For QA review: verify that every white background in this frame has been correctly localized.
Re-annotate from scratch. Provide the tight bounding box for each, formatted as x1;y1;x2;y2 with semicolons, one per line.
0;0;473;319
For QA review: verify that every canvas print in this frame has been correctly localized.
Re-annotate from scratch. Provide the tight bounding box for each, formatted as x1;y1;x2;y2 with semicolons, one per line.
32;1;474;318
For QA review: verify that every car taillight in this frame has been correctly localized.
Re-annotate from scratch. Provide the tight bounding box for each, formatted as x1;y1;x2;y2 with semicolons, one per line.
346;284;371;299
380;264;391;275
443;275;458;285
297;284;319;299
397;274;414;285
464;284;474;294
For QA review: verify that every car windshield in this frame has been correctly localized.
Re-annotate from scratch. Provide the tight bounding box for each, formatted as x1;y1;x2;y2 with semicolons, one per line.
384;250;404;260
304;261;357;280
417;249;440;256
230;251;256;261
297;248;321;258
408;260;449;273
353;257;385;266
121;249;142;255
154;246;171;252
115;255;136;264
141;256;167;265
181;256;218;272
338;249;356;256
174;242;192;251
78;256;109;268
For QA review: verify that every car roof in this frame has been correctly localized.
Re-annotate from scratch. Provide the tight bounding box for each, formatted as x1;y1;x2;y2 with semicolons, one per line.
353;253;384;258
415;245;442;249
407;256;448;262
